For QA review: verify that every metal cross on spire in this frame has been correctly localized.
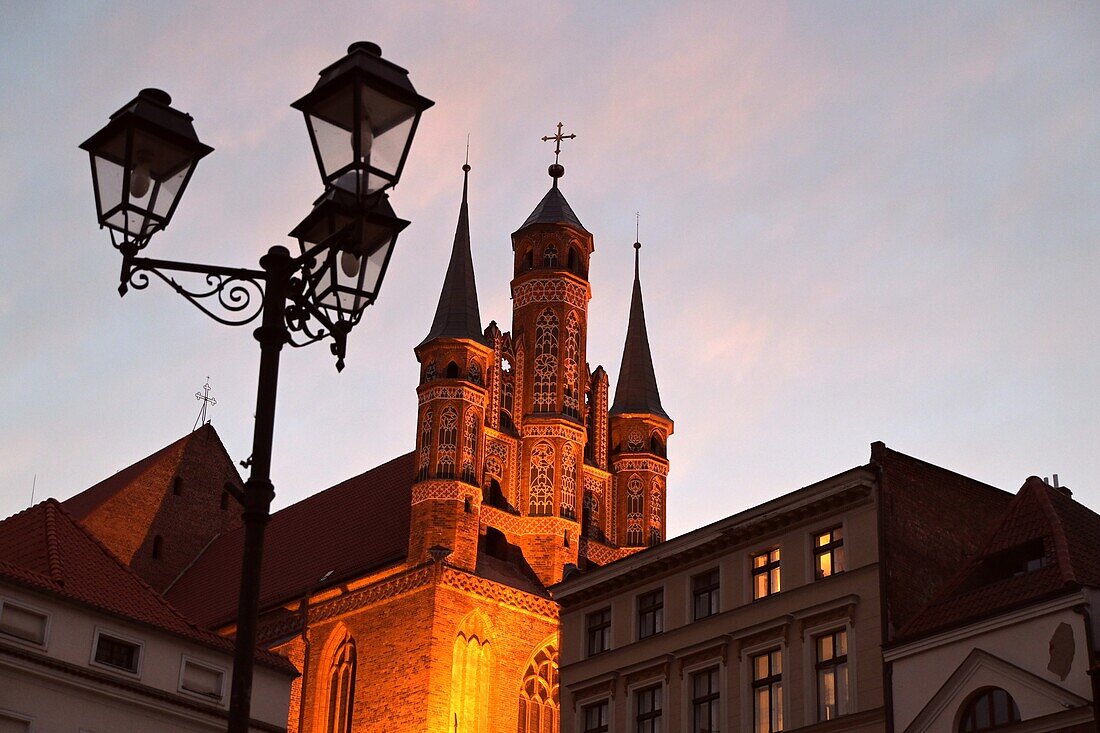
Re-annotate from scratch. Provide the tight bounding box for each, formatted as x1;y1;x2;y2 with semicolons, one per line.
541;122;577;164
193;376;217;430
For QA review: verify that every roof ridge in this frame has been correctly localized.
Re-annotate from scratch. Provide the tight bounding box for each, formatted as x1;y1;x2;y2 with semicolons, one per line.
43;499;64;584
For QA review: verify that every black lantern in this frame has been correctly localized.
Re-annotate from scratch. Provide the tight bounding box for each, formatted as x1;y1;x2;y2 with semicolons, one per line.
79;89;212;248
292;42;434;200
290;188;409;326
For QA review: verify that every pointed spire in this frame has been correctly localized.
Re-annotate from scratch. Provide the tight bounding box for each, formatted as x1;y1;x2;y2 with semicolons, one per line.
419;161;488;347
610;238;670;420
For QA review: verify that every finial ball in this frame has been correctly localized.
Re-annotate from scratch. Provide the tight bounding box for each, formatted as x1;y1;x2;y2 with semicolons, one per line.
548;163;565;179
462;163;471;172
347;41;382;56
634;241;641;250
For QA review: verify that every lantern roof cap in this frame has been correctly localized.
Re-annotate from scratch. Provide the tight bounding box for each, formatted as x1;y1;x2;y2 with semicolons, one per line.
293;40;434;115
80;88;211;158
610;240;670;420
419;163;489;348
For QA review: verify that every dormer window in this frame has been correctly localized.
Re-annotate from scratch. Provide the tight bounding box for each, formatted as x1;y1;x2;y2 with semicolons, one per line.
179;656;226;701
92;629;142;675
0;598;49;647
978;538;1047;586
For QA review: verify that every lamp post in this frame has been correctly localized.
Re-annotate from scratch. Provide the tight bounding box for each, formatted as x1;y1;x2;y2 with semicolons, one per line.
79;42;432;733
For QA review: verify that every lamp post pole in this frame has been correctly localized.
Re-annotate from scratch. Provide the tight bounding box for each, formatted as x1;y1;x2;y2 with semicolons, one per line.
79;42;433;733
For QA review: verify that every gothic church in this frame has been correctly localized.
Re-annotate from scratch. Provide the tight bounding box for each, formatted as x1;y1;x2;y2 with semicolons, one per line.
58;156;672;732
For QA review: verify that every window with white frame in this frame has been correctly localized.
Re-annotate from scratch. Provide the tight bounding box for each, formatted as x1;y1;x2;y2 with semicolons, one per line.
0;599;48;646
179;656;226;700
813;527;845;579
691;666;721;733
815;629;849;721
91;629;142;674
582;699;609;733
752;649;783;733
635;684;662;733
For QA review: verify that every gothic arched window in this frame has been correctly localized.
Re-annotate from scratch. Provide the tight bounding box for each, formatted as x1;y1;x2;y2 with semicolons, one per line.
650;480;662;528
418;408;433;481
533;309;559;413
500;356;515;429
451;615;491;733
518;640;559;733
529;442;555;516
468;361;482;385
462;410;479;484
583;490;600;539
438;406;457;479
958;688;1020;732
561;443;577;518
627;475;643;546
543;244;558;268
325;634;356;733
424;360;436;383
563;312;580;419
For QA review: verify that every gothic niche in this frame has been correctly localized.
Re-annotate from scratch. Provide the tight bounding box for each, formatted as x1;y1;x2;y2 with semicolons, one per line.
451;613;491;733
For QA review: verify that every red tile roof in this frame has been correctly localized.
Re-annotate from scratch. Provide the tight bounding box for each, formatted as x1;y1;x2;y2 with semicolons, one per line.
897;476;1100;640
165;452;416;629
0;499;295;674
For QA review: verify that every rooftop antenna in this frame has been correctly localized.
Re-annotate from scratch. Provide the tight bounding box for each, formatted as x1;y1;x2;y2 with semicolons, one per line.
465;133;470;167
193;376;217;430
30;473;36;505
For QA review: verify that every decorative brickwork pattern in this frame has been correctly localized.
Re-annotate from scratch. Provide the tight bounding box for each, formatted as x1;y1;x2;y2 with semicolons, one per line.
513;278;589;311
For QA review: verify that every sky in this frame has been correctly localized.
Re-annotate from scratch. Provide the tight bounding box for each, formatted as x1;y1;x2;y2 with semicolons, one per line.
0;1;1097;538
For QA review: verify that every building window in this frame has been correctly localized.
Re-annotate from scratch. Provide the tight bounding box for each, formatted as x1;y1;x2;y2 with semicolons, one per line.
518;640;559;733
533;308;559;413
814;528;845;579
418;408;433;481
438;406;457;479
529;441;555;515
637;589;663;639
462;410;479;485
752;548;781;599
692;667;721;733
452;618;490;733
586;608;611;656
692;568;720;620
0;599;48;646
816;630;848;721
561;442;578;518
179;657;226;700
326;634;356;733
752;649;783;733
563;311;581;418
635;685;662;733
957;688;1020;732
627;475;644;546
583;700;609;733
92;630;141;674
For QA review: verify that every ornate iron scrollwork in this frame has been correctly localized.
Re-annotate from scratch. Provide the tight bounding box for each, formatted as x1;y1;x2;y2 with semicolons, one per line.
124;260;266;327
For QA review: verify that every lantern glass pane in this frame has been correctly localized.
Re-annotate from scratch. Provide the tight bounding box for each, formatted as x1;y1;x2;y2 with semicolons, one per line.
361;236;393;295
151;162;192;218
94;155;125;218
360;84;417;179
309;112;354;182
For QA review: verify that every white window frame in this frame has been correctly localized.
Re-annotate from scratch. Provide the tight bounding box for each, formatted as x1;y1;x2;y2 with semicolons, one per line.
627;677;665;733
801;619;856;727
807;518;847;584
177;654;228;702
740;636;788;733
575;693;614;733
89;626;144;677
0;708;35;732
0;595;51;650
749;542;784;601
681;655;725;733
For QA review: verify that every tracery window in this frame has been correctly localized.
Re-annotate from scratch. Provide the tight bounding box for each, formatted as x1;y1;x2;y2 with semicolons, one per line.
543;244;558;268
462;410;479;484
438;406;457;479
649;480;662;545
468;361;482;385
560;443;577;518
518;640;559;733
325;634;356;733
563;312;580;418
424;360;436;382
529;442;555;516
533;309;559;413
627;475;643;546
583;490;600;539
627;429;644;452
418;408;433;481
451;617;491;733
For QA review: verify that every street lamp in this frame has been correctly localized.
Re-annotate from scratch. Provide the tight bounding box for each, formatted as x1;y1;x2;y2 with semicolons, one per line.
79;42;432;733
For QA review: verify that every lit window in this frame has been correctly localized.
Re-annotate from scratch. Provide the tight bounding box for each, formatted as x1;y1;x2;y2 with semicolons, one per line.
957;688;1020;732
637;589;663;639
0;600;48;646
583;700;609;733
693;569;720;620
635;685;662;733
518;641;559;733
814;528;845;579
180;657;225;700
752;549;781;599
692;667;721;733
752;649;783;733
586;608;611;656
816;630;848;721
93;631;141;674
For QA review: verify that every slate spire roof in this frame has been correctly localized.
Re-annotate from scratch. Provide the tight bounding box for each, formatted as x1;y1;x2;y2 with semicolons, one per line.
419;163;488;347
610;242;669;420
519;185;588;233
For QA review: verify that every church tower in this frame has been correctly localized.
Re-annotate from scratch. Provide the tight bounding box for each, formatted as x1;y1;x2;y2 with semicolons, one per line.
609;240;673;547
409;162;492;571
506;156;594;583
